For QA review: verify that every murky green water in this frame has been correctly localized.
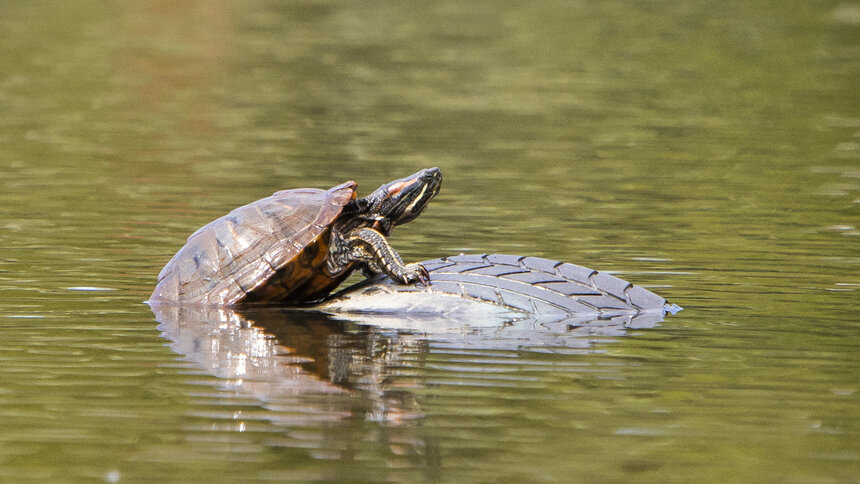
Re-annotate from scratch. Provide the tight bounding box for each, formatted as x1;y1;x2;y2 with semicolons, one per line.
1;1;858;482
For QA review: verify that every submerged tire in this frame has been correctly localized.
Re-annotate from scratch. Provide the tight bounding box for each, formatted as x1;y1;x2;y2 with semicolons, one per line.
320;254;679;324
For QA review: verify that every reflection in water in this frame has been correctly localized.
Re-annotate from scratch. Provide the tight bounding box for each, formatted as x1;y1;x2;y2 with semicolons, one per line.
152;304;345;397
152;303;431;459
151;302;667;460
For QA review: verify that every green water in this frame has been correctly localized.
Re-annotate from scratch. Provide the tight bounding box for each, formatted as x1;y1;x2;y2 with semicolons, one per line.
1;1;857;482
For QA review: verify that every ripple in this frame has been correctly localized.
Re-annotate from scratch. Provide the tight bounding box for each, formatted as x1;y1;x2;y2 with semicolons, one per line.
832;3;860;24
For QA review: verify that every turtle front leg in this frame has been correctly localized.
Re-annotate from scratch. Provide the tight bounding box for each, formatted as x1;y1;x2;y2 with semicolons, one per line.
335;227;429;284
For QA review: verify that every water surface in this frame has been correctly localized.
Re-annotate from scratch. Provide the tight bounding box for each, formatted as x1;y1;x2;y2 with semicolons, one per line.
1;1;857;482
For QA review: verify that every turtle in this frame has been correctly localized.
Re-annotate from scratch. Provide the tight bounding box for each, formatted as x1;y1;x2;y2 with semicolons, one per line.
149;167;442;306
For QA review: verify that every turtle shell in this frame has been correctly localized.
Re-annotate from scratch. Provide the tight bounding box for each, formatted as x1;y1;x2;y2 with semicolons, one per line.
149;181;357;306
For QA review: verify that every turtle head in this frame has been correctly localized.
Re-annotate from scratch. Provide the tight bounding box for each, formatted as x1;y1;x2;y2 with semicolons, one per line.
345;167;442;234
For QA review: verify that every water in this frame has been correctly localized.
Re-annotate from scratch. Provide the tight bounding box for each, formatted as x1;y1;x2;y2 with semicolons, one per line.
1;1;857;482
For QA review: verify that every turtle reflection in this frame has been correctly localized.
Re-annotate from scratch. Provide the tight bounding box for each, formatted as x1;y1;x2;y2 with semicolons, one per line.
153;303;438;464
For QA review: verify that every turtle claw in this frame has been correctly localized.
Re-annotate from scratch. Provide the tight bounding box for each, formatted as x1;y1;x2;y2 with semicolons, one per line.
402;263;430;286
416;265;430;285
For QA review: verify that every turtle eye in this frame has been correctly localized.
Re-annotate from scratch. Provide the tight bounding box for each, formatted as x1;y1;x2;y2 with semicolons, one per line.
420;167;441;182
